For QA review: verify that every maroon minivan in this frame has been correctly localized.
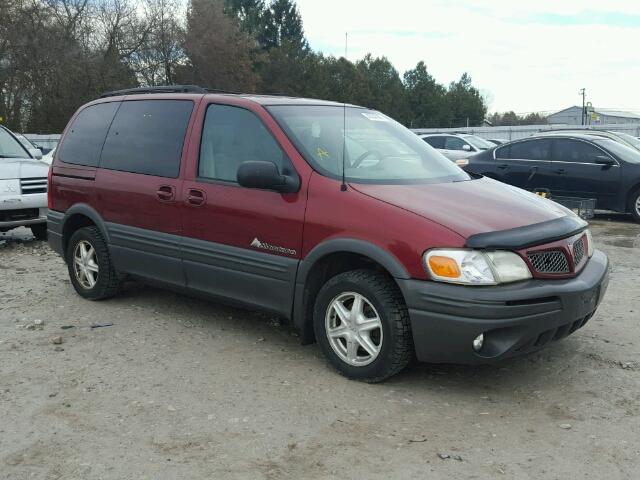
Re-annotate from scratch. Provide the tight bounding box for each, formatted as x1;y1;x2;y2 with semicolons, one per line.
47;86;609;381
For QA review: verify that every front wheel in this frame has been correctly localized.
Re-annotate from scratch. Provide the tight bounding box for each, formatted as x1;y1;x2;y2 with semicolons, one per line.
629;189;640;223
313;270;413;382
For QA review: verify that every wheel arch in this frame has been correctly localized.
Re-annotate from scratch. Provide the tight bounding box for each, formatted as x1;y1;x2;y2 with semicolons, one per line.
292;239;410;344
61;204;109;255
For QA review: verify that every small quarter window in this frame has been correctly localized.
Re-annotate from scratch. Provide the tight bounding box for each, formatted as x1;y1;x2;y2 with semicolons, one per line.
58;102;119;167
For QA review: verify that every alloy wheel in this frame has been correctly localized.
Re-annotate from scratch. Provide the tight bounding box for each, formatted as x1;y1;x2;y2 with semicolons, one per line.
73;240;99;289
325;292;383;367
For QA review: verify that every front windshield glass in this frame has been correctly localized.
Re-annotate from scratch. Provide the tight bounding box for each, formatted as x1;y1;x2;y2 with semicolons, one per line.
267;105;469;184
0;128;30;159
463;135;495;150
593;138;640;164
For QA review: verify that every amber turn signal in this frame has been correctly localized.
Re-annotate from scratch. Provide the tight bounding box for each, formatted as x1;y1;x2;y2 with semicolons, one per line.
427;255;461;278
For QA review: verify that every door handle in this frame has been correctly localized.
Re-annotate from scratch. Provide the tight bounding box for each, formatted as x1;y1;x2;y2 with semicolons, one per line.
156;185;175;202
497;163;509;170
186;188;206;206
554;168;566;174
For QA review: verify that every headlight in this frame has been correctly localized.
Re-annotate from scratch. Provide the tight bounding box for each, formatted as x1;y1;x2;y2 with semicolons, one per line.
424;249;532;285
585;229;594;257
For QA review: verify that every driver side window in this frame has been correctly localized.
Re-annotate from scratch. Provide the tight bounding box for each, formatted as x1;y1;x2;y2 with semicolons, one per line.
199;104;290;182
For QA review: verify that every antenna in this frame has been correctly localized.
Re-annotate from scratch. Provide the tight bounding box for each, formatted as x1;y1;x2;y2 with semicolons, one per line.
340;32;348;192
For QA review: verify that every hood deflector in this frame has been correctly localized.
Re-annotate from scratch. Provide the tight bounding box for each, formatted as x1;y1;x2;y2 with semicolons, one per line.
465;215;588;250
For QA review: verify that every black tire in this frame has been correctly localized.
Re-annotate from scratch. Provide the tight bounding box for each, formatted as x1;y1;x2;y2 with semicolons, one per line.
30;223;47;241
629;189;640;223
66;227;120;300
313;269;413;382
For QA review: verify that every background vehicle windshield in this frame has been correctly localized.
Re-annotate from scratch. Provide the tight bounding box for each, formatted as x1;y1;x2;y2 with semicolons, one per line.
268;105;469;184
593;138;640;164
0;128;30;159
464;135;495;150
613;132;640;151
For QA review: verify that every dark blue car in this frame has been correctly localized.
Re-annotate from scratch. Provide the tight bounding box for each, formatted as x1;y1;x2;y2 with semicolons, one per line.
464;133;640;223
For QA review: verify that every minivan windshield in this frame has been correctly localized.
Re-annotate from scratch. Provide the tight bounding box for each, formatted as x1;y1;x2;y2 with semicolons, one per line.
0;128;30;159
267;105;469;184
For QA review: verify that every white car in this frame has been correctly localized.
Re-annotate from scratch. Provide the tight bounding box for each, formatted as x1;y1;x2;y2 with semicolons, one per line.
0;126;49;240
41;146;56;165
420;133;495;162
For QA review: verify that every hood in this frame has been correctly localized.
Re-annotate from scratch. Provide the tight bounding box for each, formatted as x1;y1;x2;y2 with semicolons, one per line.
0;158;49;180
350;176;572;239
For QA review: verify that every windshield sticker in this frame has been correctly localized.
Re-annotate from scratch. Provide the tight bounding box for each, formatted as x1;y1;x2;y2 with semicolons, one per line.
316;147;330;159
362;112;389;122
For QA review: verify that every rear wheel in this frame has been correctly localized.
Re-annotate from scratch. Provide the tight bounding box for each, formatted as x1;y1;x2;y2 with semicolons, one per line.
66;227;120;300
30;223;47;241
313;270;413;382
630;189;640;223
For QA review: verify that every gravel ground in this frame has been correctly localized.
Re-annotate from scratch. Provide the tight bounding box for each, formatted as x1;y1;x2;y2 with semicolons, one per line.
1;215;639;479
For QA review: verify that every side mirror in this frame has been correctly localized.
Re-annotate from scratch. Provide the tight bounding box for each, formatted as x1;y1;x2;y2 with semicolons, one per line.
594;155;615;166
462;144;472;152
28;148;43;160
237;161;299;193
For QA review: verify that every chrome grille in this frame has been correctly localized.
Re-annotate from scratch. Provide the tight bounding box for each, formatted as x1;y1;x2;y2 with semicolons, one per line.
573;236;585;266
20;177;47;194
527;250;569;274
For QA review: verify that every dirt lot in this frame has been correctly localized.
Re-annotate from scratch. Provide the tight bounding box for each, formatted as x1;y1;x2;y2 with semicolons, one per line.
1;215;639;480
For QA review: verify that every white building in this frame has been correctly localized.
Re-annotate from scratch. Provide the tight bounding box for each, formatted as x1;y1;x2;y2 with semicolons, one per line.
547;106;640;125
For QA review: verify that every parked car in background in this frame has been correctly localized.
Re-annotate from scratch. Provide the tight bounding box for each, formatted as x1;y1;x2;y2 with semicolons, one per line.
419;133;495;162
487;138;508;145
464;133;640;222
0;126;49;239
537;129;640;152
48;86;608;382
41;146;56;165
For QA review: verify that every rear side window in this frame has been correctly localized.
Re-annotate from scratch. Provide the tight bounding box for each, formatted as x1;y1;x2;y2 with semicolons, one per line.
100;100;193;178
58;102;119;166
497;139;551;160
553;139;606;164
198;104;290;182
422;136;445;149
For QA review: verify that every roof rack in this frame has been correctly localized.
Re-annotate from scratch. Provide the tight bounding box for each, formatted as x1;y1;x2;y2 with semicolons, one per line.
100;85;208;98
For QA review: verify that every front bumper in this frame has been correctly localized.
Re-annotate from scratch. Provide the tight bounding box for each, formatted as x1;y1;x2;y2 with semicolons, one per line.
0;207;47;230
397;249;609;364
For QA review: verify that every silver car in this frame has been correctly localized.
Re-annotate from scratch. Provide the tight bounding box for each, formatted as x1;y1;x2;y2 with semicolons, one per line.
0;126;49;240
420;133;495;162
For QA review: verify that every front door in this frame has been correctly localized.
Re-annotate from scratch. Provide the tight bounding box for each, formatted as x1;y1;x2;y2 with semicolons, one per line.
549;138;621;209
181;102;309;316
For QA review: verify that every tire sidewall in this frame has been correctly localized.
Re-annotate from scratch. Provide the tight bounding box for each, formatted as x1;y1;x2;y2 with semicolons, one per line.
313;273;399;380
630;190;640;222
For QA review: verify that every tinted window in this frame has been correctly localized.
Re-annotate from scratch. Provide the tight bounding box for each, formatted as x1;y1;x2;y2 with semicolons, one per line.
100;100;193;177
509;139;552;160
423;136;445;149
553;139;606;163
58;102;119;166
444;136;468;151
199;104;290;182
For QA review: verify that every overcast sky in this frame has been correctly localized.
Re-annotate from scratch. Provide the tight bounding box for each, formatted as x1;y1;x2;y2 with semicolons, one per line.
295;0;640;114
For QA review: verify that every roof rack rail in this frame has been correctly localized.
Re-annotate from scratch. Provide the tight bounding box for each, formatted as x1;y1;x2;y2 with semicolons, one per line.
100;85;208;98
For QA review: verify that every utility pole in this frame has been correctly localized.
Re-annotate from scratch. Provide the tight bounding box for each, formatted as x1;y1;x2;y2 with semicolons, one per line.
579;88;586;125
